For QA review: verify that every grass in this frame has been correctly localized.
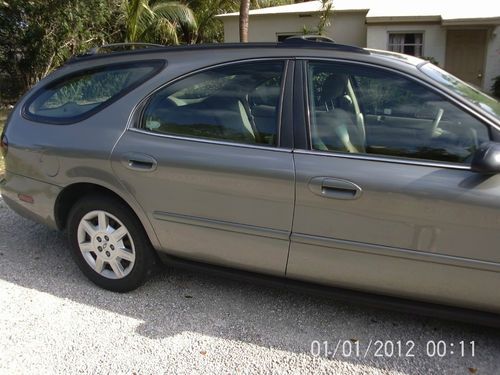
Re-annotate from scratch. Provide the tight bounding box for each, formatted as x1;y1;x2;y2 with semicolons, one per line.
0;108;10;178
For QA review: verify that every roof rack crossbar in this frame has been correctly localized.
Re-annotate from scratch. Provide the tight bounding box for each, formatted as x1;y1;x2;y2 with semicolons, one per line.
83;43;166;56
278;37;368;54
67;40;370;64
285;35;336;43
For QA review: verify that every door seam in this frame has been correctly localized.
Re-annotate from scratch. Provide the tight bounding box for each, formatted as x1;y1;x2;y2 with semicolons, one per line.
284;151;297;276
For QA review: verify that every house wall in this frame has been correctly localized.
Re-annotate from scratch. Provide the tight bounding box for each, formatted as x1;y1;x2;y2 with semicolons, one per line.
220;17;239;42
221;14;319;43
366;24;500;93
221;12;367;47
328;12;367;46
366;24;447;67
484;25;500;93
221;14;499;93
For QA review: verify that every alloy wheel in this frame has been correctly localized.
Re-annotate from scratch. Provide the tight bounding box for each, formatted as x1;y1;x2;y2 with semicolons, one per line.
77;210;136;279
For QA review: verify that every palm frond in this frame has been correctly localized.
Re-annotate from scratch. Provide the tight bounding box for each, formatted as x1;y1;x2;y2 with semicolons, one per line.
126;0;196;44
151;17;180;44
151;2;197;32
126;0;149;41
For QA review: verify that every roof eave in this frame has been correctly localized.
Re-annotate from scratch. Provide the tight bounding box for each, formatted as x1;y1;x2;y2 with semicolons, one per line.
216;8;368;18
366;15;442;24
442;17;500;26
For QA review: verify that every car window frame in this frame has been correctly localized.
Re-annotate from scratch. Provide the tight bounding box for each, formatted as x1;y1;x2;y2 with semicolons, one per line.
22;60;166;125
298;58;499;170
131;58;293;151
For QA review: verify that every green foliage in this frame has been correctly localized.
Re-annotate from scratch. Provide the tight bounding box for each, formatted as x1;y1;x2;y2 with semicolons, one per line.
186;0;292;44
422;56;439;66
317;0;333;35
127;0;295;45
302;25;313;35
125;0;197;44
0;0;124;101
300;0;333;37
187;0;239;43
0;0;300;102
251;0;295;8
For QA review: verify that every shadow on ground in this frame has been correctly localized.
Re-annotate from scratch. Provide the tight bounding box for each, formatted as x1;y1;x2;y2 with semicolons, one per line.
0;205;498;373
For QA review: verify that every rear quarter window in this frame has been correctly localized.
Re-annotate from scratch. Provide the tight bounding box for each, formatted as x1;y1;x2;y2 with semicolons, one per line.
24;60;165;124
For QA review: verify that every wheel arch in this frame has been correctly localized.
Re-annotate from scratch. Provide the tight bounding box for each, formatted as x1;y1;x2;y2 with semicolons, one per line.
54;182;161;249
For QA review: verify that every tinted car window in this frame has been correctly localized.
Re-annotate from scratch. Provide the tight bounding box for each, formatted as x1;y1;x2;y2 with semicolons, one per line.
307;61;490;164
25;61;164;124
420;62;500;120
141;61;284;146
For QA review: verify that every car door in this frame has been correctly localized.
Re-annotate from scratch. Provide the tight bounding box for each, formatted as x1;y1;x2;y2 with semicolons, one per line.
111;59;295;276
287;59;500;312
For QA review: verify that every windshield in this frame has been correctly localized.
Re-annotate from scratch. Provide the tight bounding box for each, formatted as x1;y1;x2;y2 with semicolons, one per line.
419;62;500;120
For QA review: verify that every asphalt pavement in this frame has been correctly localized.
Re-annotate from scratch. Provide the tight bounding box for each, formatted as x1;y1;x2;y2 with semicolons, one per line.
1;197;499;374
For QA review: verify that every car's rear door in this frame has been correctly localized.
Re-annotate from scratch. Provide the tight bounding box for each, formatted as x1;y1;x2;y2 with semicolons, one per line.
287;59;500;312
111;59;295;276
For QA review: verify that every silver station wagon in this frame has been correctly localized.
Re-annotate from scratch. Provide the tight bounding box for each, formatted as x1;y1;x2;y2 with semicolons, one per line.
2;39;500;324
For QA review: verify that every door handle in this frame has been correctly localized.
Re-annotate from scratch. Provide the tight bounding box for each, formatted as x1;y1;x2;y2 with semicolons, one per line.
122;153;157;172
308;177;362;200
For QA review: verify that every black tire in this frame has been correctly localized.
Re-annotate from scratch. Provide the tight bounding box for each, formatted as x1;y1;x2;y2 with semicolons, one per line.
67;194;156;292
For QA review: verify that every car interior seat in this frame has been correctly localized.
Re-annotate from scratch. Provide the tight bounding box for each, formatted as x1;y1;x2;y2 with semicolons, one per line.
313;74;365;153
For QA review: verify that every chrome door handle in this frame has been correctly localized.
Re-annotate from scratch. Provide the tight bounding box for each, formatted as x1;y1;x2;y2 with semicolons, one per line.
122;153;157;172
308;177;362;200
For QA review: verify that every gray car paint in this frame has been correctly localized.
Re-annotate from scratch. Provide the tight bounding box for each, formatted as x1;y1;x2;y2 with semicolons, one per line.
2;45;500;313
288;151;500;313
111;130;295;275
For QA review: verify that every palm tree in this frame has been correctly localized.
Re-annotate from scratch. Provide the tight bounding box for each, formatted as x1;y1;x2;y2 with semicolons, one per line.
187;0;239;43
239;0;250;42
125;0;197;45
239;0;306;43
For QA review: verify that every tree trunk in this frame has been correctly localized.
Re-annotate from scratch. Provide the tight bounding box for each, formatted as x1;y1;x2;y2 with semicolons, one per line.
239;0;250;43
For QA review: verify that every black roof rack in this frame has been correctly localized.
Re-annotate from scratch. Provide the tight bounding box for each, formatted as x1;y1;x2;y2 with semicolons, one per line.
67;39;368;64
278;37;368;54
286;35;336;43
80;43;166;56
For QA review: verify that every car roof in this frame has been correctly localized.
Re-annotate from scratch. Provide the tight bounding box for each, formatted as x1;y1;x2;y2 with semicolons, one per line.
68;42;360;63
63;41;427;80
68;39;420;63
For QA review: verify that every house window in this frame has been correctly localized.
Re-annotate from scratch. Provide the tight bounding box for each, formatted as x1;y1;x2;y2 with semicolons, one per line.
388;33;423;57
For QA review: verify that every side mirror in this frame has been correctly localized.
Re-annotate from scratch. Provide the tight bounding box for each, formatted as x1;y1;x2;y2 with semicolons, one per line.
471;142;500;174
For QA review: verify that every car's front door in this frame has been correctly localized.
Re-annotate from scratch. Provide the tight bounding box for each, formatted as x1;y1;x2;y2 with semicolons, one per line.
111;60;295;276
287;60;500;312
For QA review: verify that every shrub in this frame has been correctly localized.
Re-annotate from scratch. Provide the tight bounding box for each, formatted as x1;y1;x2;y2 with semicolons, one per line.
422;56;439;66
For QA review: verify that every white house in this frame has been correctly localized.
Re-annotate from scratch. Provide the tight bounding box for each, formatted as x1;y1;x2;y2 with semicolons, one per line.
217;0;500;93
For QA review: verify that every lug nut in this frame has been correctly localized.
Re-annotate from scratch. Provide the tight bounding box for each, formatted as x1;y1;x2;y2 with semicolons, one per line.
110;245;115;250
97;237;102;242
104;235;109;241
98;246;103;252
105;251;110;257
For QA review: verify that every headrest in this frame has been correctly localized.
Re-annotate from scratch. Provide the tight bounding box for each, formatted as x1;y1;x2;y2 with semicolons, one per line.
320;74;348;103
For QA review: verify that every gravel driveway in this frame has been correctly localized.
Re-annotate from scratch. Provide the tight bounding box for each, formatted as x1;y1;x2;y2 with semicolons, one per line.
1;198;499;374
